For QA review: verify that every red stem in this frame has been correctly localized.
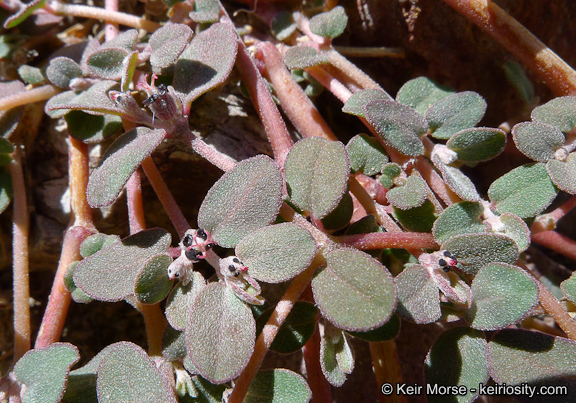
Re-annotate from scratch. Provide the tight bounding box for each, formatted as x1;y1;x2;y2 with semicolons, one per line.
531;231;576;262
333;232;438;250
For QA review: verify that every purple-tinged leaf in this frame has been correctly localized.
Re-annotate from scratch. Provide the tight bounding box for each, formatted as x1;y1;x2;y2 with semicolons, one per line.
447;127;507;162
342;89;393;118
134;254;172;304
395;264;441;324
100;29;138;51
149;24;193;74
346;133;389;175
283;46;328;70
173;23;237;107
73;228;171;302
87;47;129;80
426;91;486;140
64;262;93;304
96;342;177;403
186;283;255;384
46;57;82;89
165;271;206;331
309;6;348;39
4;0;46;28
189;0;220;23
0;80;25;137
396;76;455;116
432;153;480;201
14;343;80;403
87;127;165;208
531;95;576;133
45;80;124;116
198;155;283;248
386;174;428;210
347;314;400;342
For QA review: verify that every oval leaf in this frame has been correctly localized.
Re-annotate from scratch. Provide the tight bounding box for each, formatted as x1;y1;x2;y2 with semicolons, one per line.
466;263;538;330
87;127;165;208
442;233;519;275
447;127;506;162
393;200;436;232
546;152;576;194
425;327;488;403
432;154;480;201
320;325;354;387
488;162;558;218
312;248;397;331
283;46;328;70
347;314;400;342
496;213;531;253
198;155;283;248
165;271;206;331
87;48;129;80
45;80;124;116
531;96;576;133
97;342;177;403
134;254;173;304
65;110;123;144
346;133;389;175
309;6;348;39
512;122;565;162
244;369;311;403
149;23;193;74
432;201;487;244
46;57;82;89
396;76;455;116
342;89;393;118
285;137;350;219
321;191;353;231
14;343;80;403
365;100;426;156
386;174;428;210
74;228;171;302
426;91;486;139
236;223;317;283
187;283;256;384
395;264;441;324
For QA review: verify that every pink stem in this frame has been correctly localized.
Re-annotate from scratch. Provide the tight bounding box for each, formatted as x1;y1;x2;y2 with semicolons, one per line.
333;232;438;250
190;138;236;173
104;0;119;41
0;84;60;112
532;194;576;233
126;170;146;234
532;231;576;262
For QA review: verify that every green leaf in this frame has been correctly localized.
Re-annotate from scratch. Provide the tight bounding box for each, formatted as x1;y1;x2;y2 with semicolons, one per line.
87;127;165;208
64;262;93;304
236;223;317;283
365;100;426;156
87;48;129;80
63;351;102;403
531;96;576;133
198;155;283;248
347;313;400;342
18;65;46;85
79;233;120;258
496;213;531;253
447;127;507;162
426;91;486;139
503;61;535;103
188;375;228;403
120;51;139;93
244;369;311;403
342;89;393;118
0;81;26;137
345;214;382;235
271;11;297;41
0;167;12;214
393;200;436;232
425;327;488;403
432;155;480;201
309;6;348;39
321;191;353;230
561;271;576;305
134;254;172;304
312;248;397;331
386;174;428;210
187;283;255;384
96;342;177;403
546;152;576;194
162;326;186;361
320;324;354;387
488;162;558;218
379;163;402;188
512;122;565;162
346;133;389;175
74;228;171;302
283;46;328;70
173;23;238;107
65;111;123;144
432;201;486;244
189;0;220;23
101;30;138;51
442;233;519;275
488;329;576;392
395;264;441;324
46;57;82;89
4;0;46;28
14;343;80;403
466;263;538;330
285;137;350;219
165;271;206;331
255;301;318;354
45;81;124;117
396;76;455;116
149;24;193;74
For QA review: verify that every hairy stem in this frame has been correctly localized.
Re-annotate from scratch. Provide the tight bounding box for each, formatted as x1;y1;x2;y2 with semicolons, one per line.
532;231;576;262
537;281;576;340
126;170;146;233
532;194;576;233
104;0;119;41
326;49;383;91
48;1;161;33
228;256;324;403
333;232;438;250
9;147;30;361
0;84;60;113
442;0;576;96
68;138;94;229
190;138;236;173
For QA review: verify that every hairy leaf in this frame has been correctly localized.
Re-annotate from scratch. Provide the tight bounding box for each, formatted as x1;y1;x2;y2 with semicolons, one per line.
346;133;389;175
395;264;441;324
393;200;436;232
165;271;206;331
46;57;82;89
244;369;311;403
309;6;348;39
531;96;576;133
546;152;576;194
321;191;353;230
512;122;565;162
386;174;428;210
426;92;486;139
347;314;400;342
189;0;220;23
320;325;354;387
396;76;455;115
65;111;123;144
149;24;193;74
134;254;172;304
283;46;328;70
87;48;129;80
45;80;124;116
342;89;393;117
432;201;487;244
447;127;506;162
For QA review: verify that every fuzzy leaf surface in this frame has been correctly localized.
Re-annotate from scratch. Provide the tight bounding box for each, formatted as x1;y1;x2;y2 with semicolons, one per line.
386;174;428;210
321;326;354;387
312;248;396;331
347;314;400;342
393;200;436;232
134;254;172;304
165;271;206;330
100;30;138;51
321;191;353;230
496;213;531;253
236;223;317;283
365;100;426;156
198;155;283;248
283;46;328;69
425;327;488;403
395;264;441;324
447;127;506;162
14;343;80;403
342;89;393;117
189;0;220;23
309;6;348;38
87;127;165;207
46;57;82;89
79;233;120;258
186;283;255;384
512;122;565;162
74;228;171;302
531;96;576;132
96;342;177;403
173;23;237;106
162;326;186;361
396;77;455;115
4;0;46;28
426;92;486;139
149;24;193;73
442;233;518;275
285;137;349;219
432;154;480;201
45;80;123;116
0;81;25;136
63;351;103;403
488;329;576;392
346;133;389;175
64;262;93;304
244;369;311;403
19;65;46;84
546;152;576;194
87;48;129;80
488;162;558;218
432;201;486;244
467;263;538;330
65;110;122;144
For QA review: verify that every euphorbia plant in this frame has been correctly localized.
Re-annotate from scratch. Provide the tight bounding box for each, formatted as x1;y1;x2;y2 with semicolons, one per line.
1;0;576;402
